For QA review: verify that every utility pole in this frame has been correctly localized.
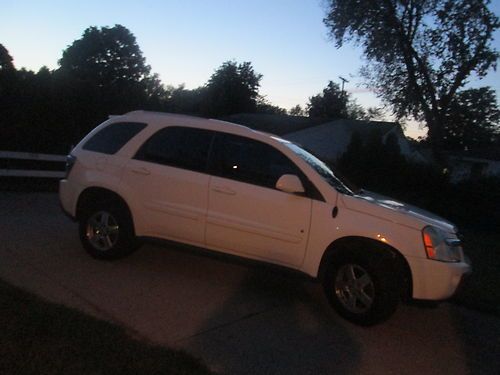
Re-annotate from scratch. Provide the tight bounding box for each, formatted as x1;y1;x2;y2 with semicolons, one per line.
339;76;349;97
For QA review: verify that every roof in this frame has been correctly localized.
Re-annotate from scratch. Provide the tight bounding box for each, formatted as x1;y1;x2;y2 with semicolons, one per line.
124;110;210;123
119;110;288;142
283;119;400;162
220;113;325;135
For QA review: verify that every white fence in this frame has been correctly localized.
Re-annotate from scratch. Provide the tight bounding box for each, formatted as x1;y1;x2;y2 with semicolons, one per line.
0;151;66;178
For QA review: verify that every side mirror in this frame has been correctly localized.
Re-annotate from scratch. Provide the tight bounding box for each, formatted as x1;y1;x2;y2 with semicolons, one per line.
276;174;305;194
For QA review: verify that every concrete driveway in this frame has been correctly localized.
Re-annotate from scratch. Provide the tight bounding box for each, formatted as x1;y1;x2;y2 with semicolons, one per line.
1;192;499;374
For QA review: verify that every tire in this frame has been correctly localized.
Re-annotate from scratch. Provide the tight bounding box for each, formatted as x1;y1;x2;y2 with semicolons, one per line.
323;251;400;326
79;201;140;260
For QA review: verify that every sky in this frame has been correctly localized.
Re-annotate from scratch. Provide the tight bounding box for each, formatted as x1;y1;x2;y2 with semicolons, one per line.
1;0;499;139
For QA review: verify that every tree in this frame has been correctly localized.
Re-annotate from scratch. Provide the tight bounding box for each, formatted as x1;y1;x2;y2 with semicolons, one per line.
0;44;15;72
366;107;385;121
165;84;206;115
58;24;151;87
324;0;499;157
289;104;305;116
307;81;375;120
0;45;18;151
256;96;287;115
0;29;172;153
307;81;348;118
202;60;262;117
346;99;367;120
57;25;160;135
345;102;386;121
442;87;500;151
0;44;16;96
142;73;169;109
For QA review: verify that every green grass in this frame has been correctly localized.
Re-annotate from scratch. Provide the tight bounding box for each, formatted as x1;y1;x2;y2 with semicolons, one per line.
0;279;214;375
453;229;500;315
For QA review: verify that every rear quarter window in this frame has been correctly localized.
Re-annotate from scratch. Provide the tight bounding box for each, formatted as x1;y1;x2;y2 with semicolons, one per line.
83;122;147;154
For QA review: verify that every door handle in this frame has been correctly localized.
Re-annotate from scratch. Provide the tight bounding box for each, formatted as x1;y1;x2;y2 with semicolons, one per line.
131;167;151;176
212;186;236;195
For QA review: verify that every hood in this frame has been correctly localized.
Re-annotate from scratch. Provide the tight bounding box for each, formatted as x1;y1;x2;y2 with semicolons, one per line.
341;191;457;233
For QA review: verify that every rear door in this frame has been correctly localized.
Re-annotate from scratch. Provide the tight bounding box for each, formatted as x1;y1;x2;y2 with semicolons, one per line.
205;133;312;267
121;126;213;245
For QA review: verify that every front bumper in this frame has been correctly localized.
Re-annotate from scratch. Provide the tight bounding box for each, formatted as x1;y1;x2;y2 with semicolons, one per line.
453;266;472;297
407;256;472;300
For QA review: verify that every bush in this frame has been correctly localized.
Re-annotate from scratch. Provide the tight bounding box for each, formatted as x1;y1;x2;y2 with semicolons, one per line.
336;132;500;231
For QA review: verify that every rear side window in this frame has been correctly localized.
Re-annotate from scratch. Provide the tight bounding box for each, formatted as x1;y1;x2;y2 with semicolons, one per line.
83;122;147;154
209;133;301;189
134;126;213;173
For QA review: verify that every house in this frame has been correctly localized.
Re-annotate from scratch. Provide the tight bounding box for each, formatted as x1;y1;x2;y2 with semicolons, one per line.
448;149;500;182
283;119;427;163
221;113;325;135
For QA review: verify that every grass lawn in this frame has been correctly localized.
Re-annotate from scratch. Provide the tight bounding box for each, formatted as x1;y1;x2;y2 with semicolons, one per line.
453;229;500;315
0;279;213;375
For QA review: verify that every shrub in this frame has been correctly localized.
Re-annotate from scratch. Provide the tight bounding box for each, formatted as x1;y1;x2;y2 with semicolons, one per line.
336;132;500;231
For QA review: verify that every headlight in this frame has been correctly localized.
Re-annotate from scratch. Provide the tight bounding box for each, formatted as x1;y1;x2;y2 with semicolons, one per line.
422;226;463;262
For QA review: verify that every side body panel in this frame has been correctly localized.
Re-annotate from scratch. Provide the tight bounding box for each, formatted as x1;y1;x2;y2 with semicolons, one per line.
60;111;471;302
206;176;312;267
120;159;210;246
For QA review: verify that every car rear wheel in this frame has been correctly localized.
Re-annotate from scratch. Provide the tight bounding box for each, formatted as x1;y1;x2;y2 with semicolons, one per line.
79;203;139;260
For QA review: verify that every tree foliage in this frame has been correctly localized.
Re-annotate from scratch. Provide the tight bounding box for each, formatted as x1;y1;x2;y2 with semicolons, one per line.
164;84;206;115
324;0;499;153
338;130;500;230
289;104;305;116
255;97;287;115
202;61;262;117
442;87;500;150
307;81;383;121
0;44;15;72
338;130;406;191
0;44;16;98
56;25;160;135
1;26;161;152
1;32;271;152
307;81;348;118
59;24;150;86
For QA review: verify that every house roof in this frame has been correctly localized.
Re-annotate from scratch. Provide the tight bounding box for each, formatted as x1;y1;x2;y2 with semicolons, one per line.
283;119;401;162
220;113;325;135
217;114;424;163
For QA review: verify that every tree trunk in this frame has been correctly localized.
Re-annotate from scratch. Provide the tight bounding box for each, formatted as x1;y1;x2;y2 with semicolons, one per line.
426;115;447;166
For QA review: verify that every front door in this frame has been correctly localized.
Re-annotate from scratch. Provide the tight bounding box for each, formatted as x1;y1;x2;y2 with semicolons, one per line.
205;133;312;267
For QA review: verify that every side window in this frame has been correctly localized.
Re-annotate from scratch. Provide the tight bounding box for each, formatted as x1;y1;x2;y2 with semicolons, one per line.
83;122;147;154
134;127;213;173
209;133;301;189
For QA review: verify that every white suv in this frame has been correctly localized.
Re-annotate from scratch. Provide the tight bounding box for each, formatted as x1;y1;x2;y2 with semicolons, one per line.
59;110;471;325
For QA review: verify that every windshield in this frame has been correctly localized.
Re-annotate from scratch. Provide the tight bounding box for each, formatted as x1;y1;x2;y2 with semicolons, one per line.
281;141;354;195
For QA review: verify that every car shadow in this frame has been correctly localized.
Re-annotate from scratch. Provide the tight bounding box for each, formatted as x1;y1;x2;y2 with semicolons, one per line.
173;259;362;375
158;242;500;375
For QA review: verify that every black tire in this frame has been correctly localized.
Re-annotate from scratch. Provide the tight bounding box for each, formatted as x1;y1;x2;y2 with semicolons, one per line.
79;201;140;260
323;251;400;326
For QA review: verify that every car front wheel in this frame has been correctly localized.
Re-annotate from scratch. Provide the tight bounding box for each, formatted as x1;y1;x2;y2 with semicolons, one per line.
323;252;400;326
